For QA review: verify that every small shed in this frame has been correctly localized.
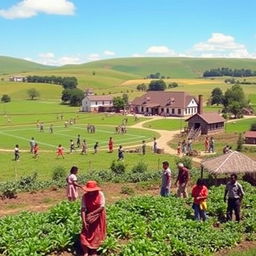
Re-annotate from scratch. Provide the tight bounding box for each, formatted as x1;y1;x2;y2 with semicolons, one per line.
186;112;225;135
244;131;256;144
201;151;256;185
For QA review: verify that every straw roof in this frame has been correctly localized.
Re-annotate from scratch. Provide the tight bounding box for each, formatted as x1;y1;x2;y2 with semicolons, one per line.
201;151;256;174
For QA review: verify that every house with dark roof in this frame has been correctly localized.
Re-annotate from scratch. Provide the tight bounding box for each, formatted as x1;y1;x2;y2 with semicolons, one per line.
186;95;225;136
131;91;198;117
244;131;256;144
81;89;113;112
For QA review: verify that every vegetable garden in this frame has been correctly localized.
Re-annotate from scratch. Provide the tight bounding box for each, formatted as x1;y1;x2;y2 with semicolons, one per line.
1;181;256;255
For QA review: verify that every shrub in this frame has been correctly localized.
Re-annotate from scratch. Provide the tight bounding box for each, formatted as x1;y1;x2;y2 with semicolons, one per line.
1;94;11;103
120;186;135;195
251;122;256;131
131;162;148;174
175;156;192;169
110;161;126;175
52;166;66;181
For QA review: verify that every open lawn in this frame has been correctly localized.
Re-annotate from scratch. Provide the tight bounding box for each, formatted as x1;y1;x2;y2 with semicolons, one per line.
143;118;186;131
225;118;256;133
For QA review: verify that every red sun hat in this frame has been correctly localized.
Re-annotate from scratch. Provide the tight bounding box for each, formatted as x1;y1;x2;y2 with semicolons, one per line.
83;180;101;192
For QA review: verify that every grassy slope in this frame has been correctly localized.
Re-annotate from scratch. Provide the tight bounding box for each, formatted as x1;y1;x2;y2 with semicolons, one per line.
0;56;53;74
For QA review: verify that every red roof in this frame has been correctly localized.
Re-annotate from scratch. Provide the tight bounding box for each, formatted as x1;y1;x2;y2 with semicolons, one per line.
131;91;197;109
245;131;256;138
87;95;113;101
186;112;225;124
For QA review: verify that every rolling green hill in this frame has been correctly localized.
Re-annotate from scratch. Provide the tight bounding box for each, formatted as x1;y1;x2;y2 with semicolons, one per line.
0;56;53;74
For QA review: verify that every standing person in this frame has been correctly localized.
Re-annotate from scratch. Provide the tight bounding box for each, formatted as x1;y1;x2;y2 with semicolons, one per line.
14;144;20;161
66;166;82;201
29;137;36;153
153;137;157;153
209;137;215;153
187;138;192;154
70;139;75;153
94;142;99;154
118;145;124;161
181;140;187;155
39;122;44;132
77;135;81;148
224;174;245;222
177;142;181;155
80;181;107;256
191;179;208;221
49;124;53;134
204;136;209;153
81;140;88;155
64;121;68;128
142;140;146;155
33;143;39;159
160;161;171;197
108;137;113;153
175;163;189;198
56;144;64;159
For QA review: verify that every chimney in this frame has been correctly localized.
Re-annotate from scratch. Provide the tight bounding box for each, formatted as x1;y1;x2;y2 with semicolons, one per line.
198;95;203;114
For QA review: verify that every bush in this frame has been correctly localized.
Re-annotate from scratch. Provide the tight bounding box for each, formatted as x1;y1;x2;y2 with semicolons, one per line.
52;166;66;181
110;161;126;175
175;156;192;169
1;94;11;103
131;162;148;174
251;122;256;131
120;186;135;195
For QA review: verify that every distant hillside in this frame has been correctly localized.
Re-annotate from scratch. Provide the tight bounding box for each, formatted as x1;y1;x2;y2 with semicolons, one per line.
0;56;53;75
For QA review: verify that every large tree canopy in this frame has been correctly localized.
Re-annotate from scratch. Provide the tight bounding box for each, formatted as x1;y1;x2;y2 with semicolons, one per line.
148;79;166;91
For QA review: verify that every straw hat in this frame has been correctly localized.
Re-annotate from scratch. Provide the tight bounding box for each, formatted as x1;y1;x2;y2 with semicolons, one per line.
83;180;101;192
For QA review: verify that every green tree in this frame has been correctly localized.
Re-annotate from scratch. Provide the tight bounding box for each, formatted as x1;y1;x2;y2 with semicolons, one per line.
122;93;129;108
148;79;166;91
61;89;72;103
211;88;223;105
27;88;40;100
113;96;125;111
250;122;256;131
1;94;11;103
236;133;243;152
69;88;84;106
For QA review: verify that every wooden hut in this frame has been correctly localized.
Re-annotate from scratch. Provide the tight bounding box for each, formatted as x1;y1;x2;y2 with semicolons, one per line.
201;151;256;185
244;131;256;144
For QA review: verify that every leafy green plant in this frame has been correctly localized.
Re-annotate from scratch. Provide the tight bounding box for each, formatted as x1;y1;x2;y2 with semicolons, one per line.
131;162;148;174
110;161;126;175
52;166;67;181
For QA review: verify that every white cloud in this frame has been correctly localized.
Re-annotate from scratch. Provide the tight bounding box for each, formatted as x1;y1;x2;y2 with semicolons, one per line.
146;45;176;55
192;33;254;58
103;50;116;56
38;52;55;59
87;53;100;61
132;53;143;57
0;0;75;19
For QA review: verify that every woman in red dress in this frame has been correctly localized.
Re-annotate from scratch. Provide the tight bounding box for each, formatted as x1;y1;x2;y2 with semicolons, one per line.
108;137;113;153
56;144;64;159
80;181;106;256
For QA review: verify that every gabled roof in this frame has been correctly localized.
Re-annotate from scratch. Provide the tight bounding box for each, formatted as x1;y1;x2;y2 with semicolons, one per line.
245;131;256;138
186;112;225;124
86;95;113;101
201;151;256;174
131;91;197;109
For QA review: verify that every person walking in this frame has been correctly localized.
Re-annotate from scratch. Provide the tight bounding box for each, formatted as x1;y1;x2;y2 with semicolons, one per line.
29;137;36;153
93;142;99;154
77;135;81;148
118;145;124;161
181;140;187;155
81;140;88;155
49;124;53;134
108;137;113;153
56;144;64;159
177;142;181;155
70;139;75;153
33;143;39;159
175;163;189;198
80;181;107;256
209;137;215;153
224;174;245;222
142;140;146;155
66;166;82;201
204;136;209;153
191;179;208;221
153;137;157;153
14;144;20;161
160;161;171;197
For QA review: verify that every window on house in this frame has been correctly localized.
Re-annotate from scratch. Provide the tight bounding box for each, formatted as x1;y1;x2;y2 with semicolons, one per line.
178;109;181;115
172;109;175;114
95;101;98;105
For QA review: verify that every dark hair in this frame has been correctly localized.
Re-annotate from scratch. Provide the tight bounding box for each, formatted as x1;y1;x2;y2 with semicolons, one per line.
196;178;204;186
58;144;62;147
16;144;19;147
70;166;78;174
162;161;169;166
231;173;237;179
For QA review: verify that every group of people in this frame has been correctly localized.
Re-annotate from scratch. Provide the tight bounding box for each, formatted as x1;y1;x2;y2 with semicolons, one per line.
177;139;193;155
161;161;245;222
87;124;96;133
36;121;54;133
204;136;215;153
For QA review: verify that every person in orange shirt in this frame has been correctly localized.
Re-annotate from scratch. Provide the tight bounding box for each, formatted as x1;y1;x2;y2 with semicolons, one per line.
33;143;39;159
191;179;208;221
204;136;209;153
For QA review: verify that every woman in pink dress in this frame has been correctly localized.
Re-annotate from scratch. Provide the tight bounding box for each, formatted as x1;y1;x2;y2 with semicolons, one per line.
66;166;82;201
80;181;107;256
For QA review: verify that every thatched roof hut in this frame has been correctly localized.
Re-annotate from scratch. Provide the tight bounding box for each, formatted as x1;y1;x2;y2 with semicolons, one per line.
201;151;256;175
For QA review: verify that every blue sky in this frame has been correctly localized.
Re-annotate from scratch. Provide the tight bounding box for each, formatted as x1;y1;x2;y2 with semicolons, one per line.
0;0;256;65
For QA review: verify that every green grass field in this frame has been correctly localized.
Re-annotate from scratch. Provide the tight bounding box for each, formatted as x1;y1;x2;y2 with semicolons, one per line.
143;118;186;131
225;118;256;133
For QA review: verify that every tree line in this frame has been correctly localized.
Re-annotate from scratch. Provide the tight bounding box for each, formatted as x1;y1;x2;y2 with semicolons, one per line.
27;75;78;89
224;78;256;85
203;67;256;77
146;72;170;79
137;80;178;91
